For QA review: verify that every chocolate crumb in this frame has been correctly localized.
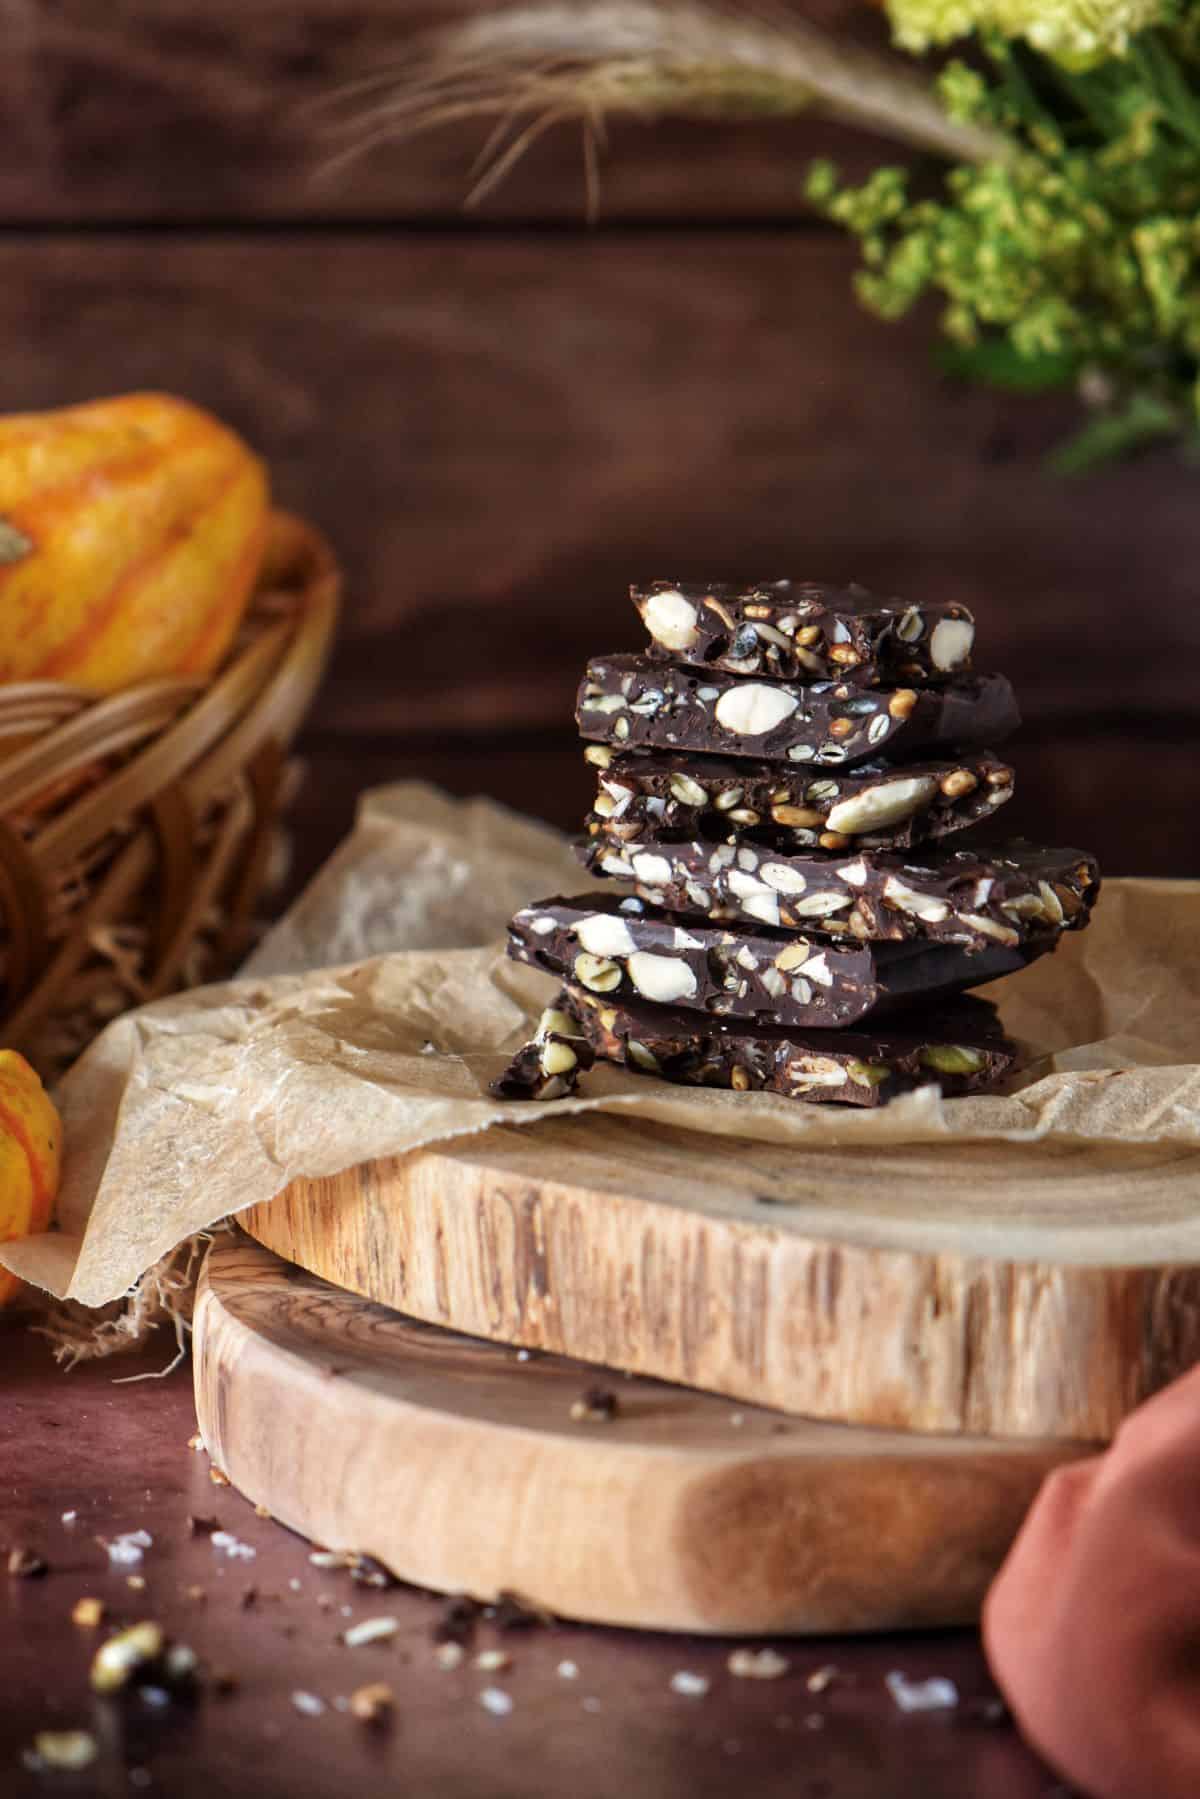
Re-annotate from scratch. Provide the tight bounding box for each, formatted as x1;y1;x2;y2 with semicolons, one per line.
188;1515;221;1536
434;1594;481;1646
494;1590;554;1631
240;1586;259;1610
349;1553;397;1590
7;1546;48;1578
570;1387;619;1423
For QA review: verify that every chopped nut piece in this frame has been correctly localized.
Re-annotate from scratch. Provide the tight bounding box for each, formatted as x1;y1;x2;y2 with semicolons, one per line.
126;1575;146;1591
7;1546;47;1578
350;1681;395;1724
728;1648;790;1680
254;1504;273;1520
435;1594;481;1646
570;1387;619;1423
435;1641;466;1670
730;1066;751;1091
806;1664;839;1693
475;1649;511;1672
209;1467;231;1487
939;768;978;800
31;1731;97;1771
887;688;918;720
91;1621;165;1694
187;1433;204;1452
72;1597;106;1628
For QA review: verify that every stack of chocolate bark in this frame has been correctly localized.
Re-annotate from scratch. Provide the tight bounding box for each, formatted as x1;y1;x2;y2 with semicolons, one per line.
501;581;1099;1108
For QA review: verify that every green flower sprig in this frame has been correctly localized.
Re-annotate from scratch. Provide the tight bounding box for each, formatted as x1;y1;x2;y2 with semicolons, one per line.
809;17;1200;465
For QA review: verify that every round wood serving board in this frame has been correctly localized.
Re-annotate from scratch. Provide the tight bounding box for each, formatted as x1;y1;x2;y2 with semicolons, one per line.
194;1233;1088;1635
240;1113;1200;1441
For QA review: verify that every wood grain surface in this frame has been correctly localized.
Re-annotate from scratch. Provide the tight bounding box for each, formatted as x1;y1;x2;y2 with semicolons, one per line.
241;1114;1200;1442
194;1232;1088;1634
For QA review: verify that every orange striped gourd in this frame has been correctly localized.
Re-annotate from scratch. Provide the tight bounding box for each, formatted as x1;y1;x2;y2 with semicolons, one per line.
0;392;269;693
0;1050;61;1307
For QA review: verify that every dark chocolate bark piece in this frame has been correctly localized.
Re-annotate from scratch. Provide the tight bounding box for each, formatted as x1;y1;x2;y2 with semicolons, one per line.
562;984;1016;1108
508;891;1053;1029
578;833;1099;948
633;579;975;687
585;746;1013;851
489;1005;595;1101
576;655;1018;769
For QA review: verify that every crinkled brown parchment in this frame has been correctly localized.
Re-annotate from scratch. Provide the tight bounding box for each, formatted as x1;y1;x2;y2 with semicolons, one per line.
3;782;1198;1312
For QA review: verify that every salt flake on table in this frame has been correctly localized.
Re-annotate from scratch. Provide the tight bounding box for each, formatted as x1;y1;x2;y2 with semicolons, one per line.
209;1531;256;1561
291;1691;325;1717
479;1688;513;1717
104;1530;152;1566
885;1670;959;1712
670;1671;710;1697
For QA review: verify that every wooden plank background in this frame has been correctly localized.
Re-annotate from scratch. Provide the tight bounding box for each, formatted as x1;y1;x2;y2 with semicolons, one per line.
1;0;1195;884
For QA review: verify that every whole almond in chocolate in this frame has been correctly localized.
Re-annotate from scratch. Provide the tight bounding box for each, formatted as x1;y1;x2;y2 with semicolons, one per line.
509;891;1054;1029
588;748;1014;851
633;580;975;686
576;655;1018;769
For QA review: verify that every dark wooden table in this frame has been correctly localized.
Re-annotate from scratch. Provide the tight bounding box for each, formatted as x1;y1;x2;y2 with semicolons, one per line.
1;1325;1073;1799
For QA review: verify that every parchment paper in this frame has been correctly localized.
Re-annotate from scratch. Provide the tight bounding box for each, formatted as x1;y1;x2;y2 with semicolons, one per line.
3;783;1198;1310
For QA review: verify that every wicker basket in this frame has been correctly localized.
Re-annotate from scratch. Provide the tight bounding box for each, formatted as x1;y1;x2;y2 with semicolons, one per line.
0;510;340;1079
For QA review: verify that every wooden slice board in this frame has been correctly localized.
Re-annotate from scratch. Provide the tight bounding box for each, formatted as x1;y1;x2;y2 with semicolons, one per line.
194;1232;1089;1635
240;1112;1200;1441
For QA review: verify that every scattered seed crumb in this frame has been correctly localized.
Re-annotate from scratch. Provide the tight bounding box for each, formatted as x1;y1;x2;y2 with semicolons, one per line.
309;1551;343;1569
317;1594;335;1611
209;1468;230;1487
126;1575;146;1591
350;1681;394;1724
728;1648;789;1680
729;1413;746;1428
479;1687;513;1717
61;1511;77;1526
187;1434;204;1452
30;1730;97;1771
805;1713;825;1730
570;1387;619;1423
288;1578;302;1592
254;1505;272;1520
885;1670;959;1713
210;1531;256;1562
557;1660;579;1681
581;1696;602;1714
72;1597;105;1628
670;1671;710;1698
184;1585;206;1604
475;1649;510;1672
342;1617;399;1648
435;1642;466;1670
339;1604;353;1618
806;1664;839;1694
291;1691;325;1717
7;1546;48;1578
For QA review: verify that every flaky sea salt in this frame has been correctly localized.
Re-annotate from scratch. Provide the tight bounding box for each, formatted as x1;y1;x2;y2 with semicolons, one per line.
885;1671;959;1713
479;1688;513;1717
670;1671;710;1698
104;1531;152;1567
291;1691;325;1717
210;1531;256;1562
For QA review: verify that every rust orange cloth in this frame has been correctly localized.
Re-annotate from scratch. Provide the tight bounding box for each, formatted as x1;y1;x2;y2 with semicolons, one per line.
984;1364;1200;1798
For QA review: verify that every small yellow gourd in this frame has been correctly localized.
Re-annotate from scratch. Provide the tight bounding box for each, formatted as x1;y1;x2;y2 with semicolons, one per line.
0;392;269;693
0;1050;61;1307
